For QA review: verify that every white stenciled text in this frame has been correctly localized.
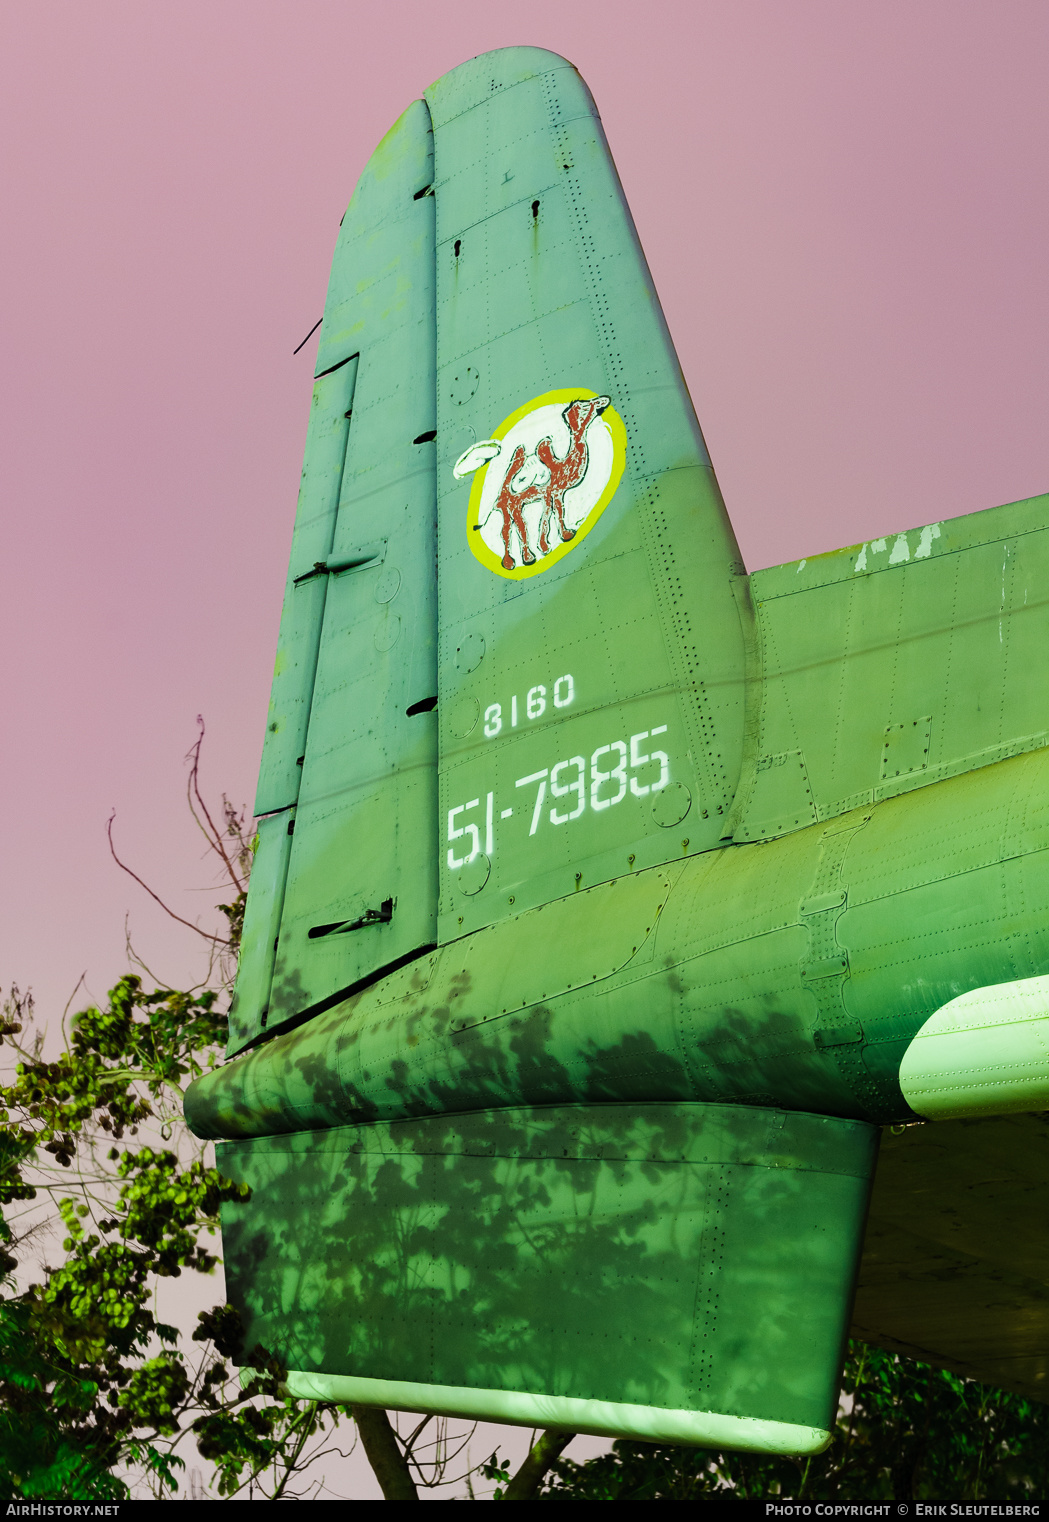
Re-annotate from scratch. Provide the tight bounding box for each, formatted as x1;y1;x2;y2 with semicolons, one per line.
446;727;669;869
483;673;575;738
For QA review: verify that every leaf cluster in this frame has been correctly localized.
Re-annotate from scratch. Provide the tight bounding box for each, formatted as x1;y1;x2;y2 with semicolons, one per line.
0;975;243;1495
0;971;359;1500
0;735;379;1500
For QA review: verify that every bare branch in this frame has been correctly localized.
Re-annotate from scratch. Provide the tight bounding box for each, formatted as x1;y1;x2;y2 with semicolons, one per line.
60;972;86;1047
185;718;247;896
108;811;226;946
123;915;216;996
401;1412;434;1461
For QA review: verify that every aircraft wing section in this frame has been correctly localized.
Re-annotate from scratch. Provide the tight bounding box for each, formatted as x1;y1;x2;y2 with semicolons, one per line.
731;492;1049;842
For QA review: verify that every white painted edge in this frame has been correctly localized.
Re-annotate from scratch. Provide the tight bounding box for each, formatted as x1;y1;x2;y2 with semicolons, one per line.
284;1368;831;1455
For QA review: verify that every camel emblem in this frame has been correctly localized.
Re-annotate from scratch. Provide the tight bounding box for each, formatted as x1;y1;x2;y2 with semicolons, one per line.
455;388;627;580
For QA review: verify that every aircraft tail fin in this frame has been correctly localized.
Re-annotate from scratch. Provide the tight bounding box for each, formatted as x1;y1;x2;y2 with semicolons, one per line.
231;47;750;1046
426;49;748;941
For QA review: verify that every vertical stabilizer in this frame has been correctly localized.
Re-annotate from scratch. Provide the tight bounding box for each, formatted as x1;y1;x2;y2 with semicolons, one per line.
233;50;751;1044
426;50;747;938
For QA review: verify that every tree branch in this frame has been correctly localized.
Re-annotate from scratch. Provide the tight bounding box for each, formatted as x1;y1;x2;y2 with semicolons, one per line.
185;718;247;895
107;812;225;945
501;1429;576;1500
351;1406;419;1500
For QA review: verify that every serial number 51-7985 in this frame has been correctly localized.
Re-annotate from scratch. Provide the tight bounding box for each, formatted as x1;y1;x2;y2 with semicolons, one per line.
446;727;669;869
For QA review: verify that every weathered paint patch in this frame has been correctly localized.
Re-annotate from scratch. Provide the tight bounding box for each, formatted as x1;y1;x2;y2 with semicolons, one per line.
915;522;942;559
853;537;888;574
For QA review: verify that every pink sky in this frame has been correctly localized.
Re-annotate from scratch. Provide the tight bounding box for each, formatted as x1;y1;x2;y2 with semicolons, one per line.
3;0;1049;1049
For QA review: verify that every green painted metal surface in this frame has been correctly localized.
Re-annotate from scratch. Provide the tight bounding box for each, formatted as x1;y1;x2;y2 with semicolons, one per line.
734;498;1049;838
239;100;439;1046
191;746;1049;1139
216;1103;874;1445
428;52;746;946
282;1370;831;1454
187;45;1049;1441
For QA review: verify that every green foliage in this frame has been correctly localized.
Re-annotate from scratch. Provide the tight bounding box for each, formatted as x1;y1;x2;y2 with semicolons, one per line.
0;1295;127;1499
216;891;246;957
193;1385;347;1499
540;1340;1049;1502
0;970;351;1500
480;1447;512;1500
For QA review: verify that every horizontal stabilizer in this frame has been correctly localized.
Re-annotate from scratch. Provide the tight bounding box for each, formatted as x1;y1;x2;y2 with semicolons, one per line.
216;1102;875;1449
